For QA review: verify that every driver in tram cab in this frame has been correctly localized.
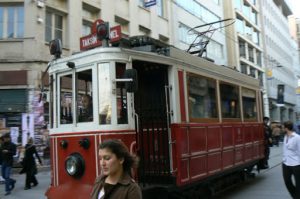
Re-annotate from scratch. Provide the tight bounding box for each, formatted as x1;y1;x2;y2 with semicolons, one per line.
79;94;93;122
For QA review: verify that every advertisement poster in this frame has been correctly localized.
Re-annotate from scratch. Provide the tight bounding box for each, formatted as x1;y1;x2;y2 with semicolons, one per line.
10;127;19;144
22;113;34;146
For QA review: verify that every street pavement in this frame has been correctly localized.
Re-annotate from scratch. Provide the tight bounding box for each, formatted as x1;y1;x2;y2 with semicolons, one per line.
0;144;291;199
0;166;50;199
213;143;291;199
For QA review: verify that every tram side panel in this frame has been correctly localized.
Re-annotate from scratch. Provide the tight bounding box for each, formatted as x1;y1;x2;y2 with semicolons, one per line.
171;122;264;187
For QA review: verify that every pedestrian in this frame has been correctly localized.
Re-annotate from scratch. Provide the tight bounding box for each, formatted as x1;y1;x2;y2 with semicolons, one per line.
21;137;42;190
282;121;300;199
272;123;281;147
258;116;272;169
0;133;17;195
90;139;142;199
0;136;5;183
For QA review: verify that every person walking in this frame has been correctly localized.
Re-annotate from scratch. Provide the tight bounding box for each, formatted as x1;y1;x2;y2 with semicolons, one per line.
272;123;281;147
22;137;42;190
0;136;6;183
0;133;17;195
282;121;300;199
90;139;142;199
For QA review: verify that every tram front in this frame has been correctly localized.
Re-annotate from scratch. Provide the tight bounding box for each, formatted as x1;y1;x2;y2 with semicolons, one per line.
45;46;139;198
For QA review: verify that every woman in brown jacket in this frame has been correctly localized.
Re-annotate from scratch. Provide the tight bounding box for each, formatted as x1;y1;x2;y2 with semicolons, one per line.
90;139;142;199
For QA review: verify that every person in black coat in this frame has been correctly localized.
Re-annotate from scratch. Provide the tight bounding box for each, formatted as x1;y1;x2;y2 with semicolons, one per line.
22;137;42;190
259;117;273;169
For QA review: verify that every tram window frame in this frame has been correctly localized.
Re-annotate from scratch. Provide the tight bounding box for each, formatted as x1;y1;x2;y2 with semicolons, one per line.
115;62;129;125
219;82;241;121
187;73;219;123
58;73;74;125
242;87;257;121
98;63;112;125
76;69;94;123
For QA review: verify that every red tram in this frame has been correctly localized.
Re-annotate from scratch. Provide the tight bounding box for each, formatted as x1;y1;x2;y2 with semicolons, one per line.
45;36;265;199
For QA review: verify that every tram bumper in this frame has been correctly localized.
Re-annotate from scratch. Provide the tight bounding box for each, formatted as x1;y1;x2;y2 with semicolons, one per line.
45;183;93;199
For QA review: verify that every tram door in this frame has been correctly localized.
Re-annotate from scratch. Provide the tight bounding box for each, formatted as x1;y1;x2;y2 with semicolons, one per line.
133;60;172;185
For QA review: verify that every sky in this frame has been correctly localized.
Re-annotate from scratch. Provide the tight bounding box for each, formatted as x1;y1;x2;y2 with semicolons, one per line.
290;1;300;18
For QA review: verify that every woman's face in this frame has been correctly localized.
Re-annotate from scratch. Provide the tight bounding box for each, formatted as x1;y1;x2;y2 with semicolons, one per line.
99;148;124;177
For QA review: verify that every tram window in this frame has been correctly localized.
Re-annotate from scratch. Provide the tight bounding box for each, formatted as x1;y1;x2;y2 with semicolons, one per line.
187;74;218;120
220;83;240;118
76;69;93;123
242;88;257;119
116;63;128;124
98;63;112;124
60;74;73;124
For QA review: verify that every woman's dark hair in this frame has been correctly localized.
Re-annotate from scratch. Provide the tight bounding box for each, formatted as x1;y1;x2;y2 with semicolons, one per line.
283;121;293;131
99;139;138;175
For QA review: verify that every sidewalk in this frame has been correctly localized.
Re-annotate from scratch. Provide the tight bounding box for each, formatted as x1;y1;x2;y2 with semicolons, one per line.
214;142;290;199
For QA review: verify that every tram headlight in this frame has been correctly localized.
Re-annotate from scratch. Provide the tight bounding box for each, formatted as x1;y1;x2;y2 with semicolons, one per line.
65;153;85;178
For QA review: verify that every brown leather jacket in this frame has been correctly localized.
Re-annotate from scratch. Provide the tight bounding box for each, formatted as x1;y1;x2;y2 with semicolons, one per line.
90;173;142;199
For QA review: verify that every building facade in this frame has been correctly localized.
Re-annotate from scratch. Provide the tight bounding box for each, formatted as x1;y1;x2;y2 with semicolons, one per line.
0;0;226;141
259;0;299;122
1;0;300;140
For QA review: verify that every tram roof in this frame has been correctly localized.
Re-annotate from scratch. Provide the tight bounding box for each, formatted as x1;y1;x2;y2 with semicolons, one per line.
48;45;260;89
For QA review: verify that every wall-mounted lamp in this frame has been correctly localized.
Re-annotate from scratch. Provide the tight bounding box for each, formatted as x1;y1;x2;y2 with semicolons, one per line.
66;62;75;69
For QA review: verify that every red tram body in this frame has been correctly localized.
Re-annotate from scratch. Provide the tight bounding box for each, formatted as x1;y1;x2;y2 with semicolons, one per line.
45;37;265;199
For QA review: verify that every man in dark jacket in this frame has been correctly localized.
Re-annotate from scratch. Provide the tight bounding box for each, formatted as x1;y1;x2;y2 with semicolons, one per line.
259;117;273;169
0;133;17;195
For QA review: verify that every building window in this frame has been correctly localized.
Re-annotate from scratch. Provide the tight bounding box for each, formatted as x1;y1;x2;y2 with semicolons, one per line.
45;9;64;43
249;67;256;77
0;5;24;39
81;3;99;36
239;40;246;58
236;18;244;34
240;63;247;75
213;0;220;5
234;0;242;10
175;0;220;23
157;0;164;17
256;51;262;66
82;22;92;36
248;46;254;62
179;23;223;59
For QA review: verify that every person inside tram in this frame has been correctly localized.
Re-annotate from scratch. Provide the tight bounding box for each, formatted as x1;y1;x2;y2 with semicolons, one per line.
78;94;93;122
90;139;142;199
